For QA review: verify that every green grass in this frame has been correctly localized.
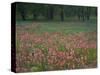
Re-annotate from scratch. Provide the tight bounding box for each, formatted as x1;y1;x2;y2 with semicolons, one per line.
75;48;97;64
16;20;97;34
87;48;97;63
58;44;66;52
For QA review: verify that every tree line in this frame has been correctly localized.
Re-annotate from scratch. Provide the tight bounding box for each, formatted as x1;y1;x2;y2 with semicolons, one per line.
16;2;97;21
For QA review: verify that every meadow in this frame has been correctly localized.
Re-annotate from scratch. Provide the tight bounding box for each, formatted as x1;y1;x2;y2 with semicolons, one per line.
16;20;97;72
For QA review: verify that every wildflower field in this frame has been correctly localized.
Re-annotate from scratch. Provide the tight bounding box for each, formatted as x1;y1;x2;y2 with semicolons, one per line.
16;21;97;72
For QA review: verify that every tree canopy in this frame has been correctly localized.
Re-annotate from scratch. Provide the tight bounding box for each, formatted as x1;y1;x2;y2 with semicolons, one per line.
16;2;97;21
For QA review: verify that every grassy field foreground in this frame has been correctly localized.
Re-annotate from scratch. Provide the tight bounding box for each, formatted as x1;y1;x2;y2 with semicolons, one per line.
16;21;97;72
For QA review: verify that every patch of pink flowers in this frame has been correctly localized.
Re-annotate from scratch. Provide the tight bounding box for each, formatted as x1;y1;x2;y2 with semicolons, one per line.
16;31;97;72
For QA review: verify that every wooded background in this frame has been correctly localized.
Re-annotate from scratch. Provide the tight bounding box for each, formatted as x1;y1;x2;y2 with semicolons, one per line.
16;2;97;21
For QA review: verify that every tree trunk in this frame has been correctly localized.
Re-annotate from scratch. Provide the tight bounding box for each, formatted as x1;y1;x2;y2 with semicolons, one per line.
33;13;37;21
47;6;54;20
60;6;64;21
20;11;26;20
